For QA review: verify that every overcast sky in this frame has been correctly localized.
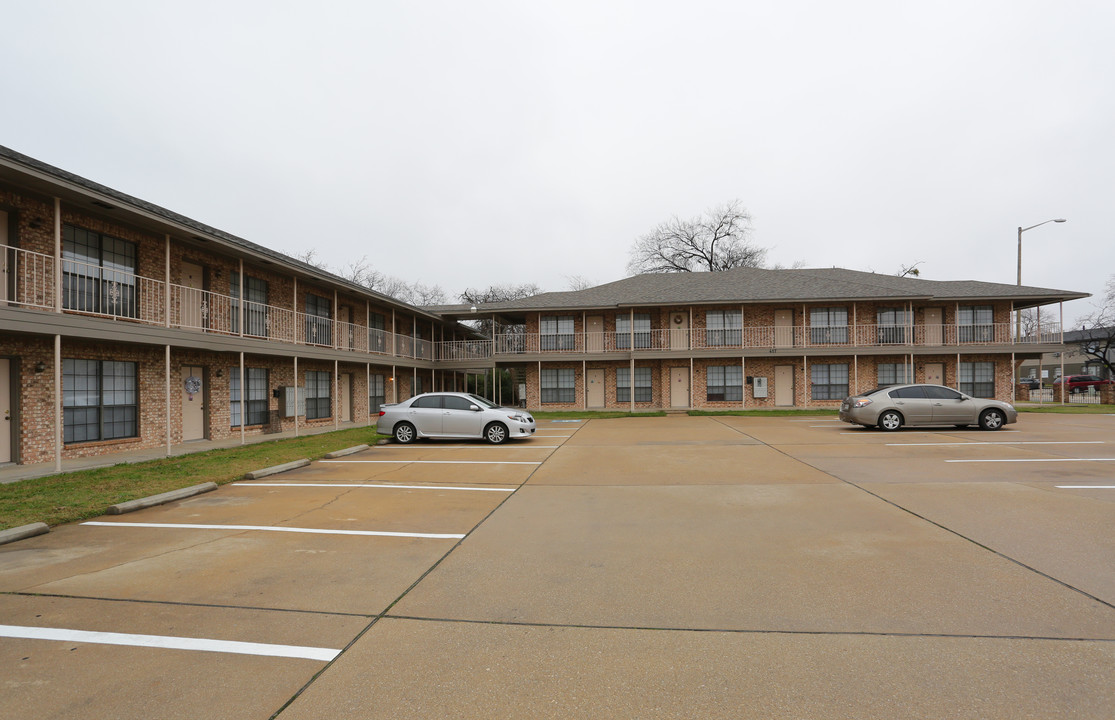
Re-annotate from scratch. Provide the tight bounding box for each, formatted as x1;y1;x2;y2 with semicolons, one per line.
3;1;1112;320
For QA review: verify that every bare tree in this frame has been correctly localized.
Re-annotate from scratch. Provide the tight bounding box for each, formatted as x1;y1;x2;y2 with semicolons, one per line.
1075;275;1115;378
898;262;924;277
459;283;540;338
627;201;766;274
565;275;594;291
294;248;329;270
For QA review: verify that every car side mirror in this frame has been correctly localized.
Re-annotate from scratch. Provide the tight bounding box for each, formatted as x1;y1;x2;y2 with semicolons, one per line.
470;405;481;412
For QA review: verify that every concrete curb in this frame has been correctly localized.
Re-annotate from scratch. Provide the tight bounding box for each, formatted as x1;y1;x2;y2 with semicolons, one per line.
324;444;369;459
108;482;219;515
0;522;50;546
243;458;311;480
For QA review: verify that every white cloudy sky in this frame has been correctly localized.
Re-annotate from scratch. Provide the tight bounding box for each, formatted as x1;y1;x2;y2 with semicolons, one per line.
2;1;1112;320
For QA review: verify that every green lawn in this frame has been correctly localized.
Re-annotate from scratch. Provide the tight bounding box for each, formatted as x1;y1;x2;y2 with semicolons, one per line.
0;427;384;531
1017;404;1115;414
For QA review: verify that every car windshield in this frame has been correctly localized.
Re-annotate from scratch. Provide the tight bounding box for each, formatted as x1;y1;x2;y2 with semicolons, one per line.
468;394;501;409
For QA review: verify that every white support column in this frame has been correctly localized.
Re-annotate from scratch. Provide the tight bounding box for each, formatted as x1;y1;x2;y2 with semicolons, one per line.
239;260;245;338
334;359;340;430
165;235;171;328
741;356;746;409
803;355;808;409
1060;348;1066;405
1010;300;1015;343
582;359;587;410
294;356;299;437
630;309;635;413
366;363;371;426
239;352;246;444
54;198;61;313
293;277;299;343
165;345;171;455
54;335;61;472
333;290;339;350
392;365;397;403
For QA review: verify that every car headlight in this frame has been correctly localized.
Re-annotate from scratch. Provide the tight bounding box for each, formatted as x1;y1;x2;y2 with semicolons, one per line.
507;413;530;423
852;398;872;408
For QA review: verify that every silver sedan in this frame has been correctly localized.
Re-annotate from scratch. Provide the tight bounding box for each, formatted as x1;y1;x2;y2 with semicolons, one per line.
839;384;1018;431
376;392;536;444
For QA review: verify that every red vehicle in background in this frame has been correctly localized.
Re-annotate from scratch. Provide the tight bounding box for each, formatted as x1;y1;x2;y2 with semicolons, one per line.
1052;374;1113;393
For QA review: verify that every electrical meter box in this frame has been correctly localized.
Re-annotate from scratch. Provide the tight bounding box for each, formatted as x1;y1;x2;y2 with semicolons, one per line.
279;386;306;417
752;376;769;399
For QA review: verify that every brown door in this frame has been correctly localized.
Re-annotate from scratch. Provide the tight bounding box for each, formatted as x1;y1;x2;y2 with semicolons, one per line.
924;308;942;345
181;261;205;329
181;365;206;441
586;316;604;353
775;309;794;348
670;367;689;408
587;368;605;408
774;365;795;406
670;313;689;350
0;358;11;463
925;362;944;386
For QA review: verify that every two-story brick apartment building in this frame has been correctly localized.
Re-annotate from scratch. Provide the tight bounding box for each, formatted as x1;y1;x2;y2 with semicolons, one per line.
432;270;1086;412
0;146;488;470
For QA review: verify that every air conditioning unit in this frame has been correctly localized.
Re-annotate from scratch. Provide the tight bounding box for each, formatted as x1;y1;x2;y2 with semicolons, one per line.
279;386;306;417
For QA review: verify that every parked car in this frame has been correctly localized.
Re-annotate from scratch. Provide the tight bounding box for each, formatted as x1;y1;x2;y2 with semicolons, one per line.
1018;376;1042;389
838;384;1018;431
376;392;536;444
1052;374;1113;394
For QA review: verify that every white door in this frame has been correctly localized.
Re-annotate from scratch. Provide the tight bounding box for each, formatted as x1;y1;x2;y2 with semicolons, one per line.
586;316;604;353
924;308;942;345
181;365;205;441
181;261;204;329
670;313;689;350
925;362;944;386
587;368;605;408
775;365;795;406
0;210;9;303
775;309;794;348
670;367;689;408
339;373;352;421
0;358;11;463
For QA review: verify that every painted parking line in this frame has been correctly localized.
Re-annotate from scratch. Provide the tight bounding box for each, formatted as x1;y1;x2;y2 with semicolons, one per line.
945;458;1115;464
320;460;540;465
0;624;339;661
234;482;515;493
82;521;464;539
1056;485;1115;489
887;441;1105;447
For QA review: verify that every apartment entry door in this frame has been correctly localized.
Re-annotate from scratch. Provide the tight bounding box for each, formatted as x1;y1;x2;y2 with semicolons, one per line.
181;261;205;329
670;367;689;408
586;368;605;408
924;362;944;386
670;313;689;350
586;316;604;353
774;365;795;406
924;308;943;345
181;365;206;441
775;309;794;348
1;358;11;463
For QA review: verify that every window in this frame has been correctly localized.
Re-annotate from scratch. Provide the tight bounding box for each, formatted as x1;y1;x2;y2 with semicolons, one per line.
959;362;994;398
62;225;138;318
230;367;269;426
889;386;927;399
370;374;386;414
810;308;848;344
811;363;849;400
706;310;742;347
616;313;651;349
305;370;331;419
706;365;743;402
541;368;576;403
541;316;576;351
876;308;908;344
369;313;388;353
958;305;994;343
924;386;962;400
63;359;137;443
231;273;269;337
877;363;911;386
443;395;475;411
304;293;332;346
617;367;652;403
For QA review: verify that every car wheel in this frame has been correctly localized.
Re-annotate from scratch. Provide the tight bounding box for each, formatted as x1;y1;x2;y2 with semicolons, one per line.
484;422;509;444
979;409;1005;431
393;422;417;444
877;410;903;432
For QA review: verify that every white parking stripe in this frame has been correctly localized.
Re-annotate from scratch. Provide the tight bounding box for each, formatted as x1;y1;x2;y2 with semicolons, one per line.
1057;485;1115;489
946;458;1115;464
321;460;540;465
887;441;1105;447
234;482;514;492
82;521;464;539
0;624;339;661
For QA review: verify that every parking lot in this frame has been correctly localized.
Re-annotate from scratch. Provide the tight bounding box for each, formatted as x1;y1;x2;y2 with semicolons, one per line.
2;414;1113;718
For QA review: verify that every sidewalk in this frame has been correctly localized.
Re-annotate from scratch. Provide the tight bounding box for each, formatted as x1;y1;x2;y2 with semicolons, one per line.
0;422;373;485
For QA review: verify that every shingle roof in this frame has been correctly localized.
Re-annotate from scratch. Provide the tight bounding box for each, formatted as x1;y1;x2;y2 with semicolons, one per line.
429;266;1088;315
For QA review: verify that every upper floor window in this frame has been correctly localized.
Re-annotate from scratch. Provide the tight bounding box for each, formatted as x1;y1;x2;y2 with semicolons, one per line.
876;308;908;344
304;293;332;345
706;310;742;347
540;316;575;351
231;272;269;337
616;313;651;349
810;307;848;344
62;225;138;318
958;305;994;342
369;312;388;353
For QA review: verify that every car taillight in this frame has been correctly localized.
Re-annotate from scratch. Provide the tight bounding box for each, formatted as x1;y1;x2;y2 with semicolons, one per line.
852;398;872;408
378;411;386;416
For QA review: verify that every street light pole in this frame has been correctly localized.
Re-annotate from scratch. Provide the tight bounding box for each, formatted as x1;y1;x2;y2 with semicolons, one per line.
1016;218;1067;340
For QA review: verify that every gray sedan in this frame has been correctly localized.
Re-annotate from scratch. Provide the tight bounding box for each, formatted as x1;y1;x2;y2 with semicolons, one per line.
376;392;536;444
839;384;1017;431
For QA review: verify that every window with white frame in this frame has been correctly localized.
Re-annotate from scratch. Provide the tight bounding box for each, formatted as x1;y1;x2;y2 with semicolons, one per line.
877;362;911;386
810;307;848;344
706;365;743;401
230;367;269;426
541;316;576;351
541;368;575;403
617;366;652;402
959;361;995;397
706;310;742;347
616;313;651;349
63;359;137;443
811;363;849;400
958;305;994;342
305;370;331;419
876;308;908;344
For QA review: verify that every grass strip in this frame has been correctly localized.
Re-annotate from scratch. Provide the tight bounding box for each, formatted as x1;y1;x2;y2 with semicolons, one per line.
0;427;384;531
1017;404;1115;414
688;409;839;417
